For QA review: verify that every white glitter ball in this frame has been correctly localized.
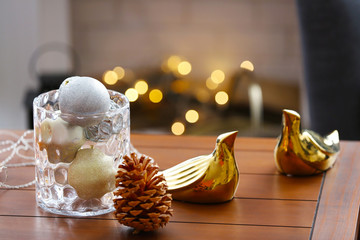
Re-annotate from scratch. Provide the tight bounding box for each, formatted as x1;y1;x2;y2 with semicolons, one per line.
59;76;110;126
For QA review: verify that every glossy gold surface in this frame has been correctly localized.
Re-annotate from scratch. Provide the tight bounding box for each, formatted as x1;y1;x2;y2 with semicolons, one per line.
274;109;340;176
162;131;239;203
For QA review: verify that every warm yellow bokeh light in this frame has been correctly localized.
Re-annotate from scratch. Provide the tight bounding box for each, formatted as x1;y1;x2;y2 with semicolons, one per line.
185;110;199;123
171;122;185;135
178;61;192;75
149;89;163;103
167;55;182;71
103;70;118;85
196;89;210;103
206;77;218;90
215;91;229;105
125;88;139;102
240;60;254;71
113;66;125;79
211;70;225;84
134;80;148;95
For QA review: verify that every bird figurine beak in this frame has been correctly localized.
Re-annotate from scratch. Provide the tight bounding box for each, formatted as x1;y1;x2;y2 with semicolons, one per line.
274;109;340;176
162;131;239;203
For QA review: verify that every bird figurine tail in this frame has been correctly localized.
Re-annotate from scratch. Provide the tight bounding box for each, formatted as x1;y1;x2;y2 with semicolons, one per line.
274;109;340;176
162;131;239;203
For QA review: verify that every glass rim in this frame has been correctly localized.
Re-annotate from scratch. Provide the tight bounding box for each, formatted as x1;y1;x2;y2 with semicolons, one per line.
33;89;129;118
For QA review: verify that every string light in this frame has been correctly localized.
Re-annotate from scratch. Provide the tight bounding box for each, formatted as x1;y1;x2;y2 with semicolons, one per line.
240;60;254;71
215;91;229;105
113;66;125;79
206;77;218;90
103;71;118;85
125;88;139;102
134;80;148;95
171;122;185;135
178;61;192;75
167;55;182;72
185;110;199;123
100;57;247;135
149;89;163;103
211;70;225;84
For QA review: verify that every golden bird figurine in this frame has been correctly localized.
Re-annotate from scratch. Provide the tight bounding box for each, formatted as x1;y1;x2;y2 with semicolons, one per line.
274;109;340;176
162;131;239;203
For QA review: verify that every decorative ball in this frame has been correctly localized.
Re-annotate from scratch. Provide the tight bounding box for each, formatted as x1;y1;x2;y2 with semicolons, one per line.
39;117;85;163
59;76;110;126
68;148;116;200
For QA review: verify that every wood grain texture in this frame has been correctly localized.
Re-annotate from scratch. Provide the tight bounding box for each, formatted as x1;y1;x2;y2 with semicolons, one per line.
311;141;360;239
4;131;359;239
131;134;278;151
0;216;310;240
0;190;316;227
237;174;322;200
1;167;322;201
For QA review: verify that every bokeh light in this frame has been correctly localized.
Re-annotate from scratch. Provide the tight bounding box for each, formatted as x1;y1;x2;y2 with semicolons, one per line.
171;122;185;135
215;91;229;105
113;66;125;79
211;70;225;84
206;77;218;90
125;88;139;102
149;89;163;103
103;70;118;85
134;80;148;95
178;61;192;75
240;60;254;71
185;110;199;123
167;55;182;72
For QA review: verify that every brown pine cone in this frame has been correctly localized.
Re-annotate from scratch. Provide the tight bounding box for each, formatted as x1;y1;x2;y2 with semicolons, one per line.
113;153;173;233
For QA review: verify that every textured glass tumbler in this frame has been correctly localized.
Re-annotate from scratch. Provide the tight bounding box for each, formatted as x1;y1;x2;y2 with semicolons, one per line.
33;90;130;216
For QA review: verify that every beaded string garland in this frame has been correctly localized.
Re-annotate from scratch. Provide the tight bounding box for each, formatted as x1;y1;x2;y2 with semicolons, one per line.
0;130;140;189
0;130;35;189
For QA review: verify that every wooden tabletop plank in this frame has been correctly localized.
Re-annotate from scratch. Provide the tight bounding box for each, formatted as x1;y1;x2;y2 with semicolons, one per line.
172;198;316;227
0;190;316;227
311;141;360;239
237;174;322;201
1;166;35;189
2;167;322;201
0;216;310;240
0;147;278;178
131;134;277;152
5;131;349;239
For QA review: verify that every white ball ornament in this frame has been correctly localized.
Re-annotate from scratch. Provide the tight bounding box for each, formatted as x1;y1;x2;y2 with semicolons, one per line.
59;76;110;126
68;148;117;200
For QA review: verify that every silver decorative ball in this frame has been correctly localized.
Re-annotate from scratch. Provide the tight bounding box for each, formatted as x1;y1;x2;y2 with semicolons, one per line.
59;76;110;126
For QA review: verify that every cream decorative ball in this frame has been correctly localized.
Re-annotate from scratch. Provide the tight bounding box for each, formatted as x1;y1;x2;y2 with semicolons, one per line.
59;76;110;126
39;117;85;163
68;148;116;200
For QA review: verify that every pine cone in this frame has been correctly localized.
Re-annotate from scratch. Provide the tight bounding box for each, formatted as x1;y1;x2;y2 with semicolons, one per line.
113;153;173;233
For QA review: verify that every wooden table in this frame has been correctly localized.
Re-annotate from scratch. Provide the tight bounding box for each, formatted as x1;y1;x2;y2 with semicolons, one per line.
1;131;360;239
